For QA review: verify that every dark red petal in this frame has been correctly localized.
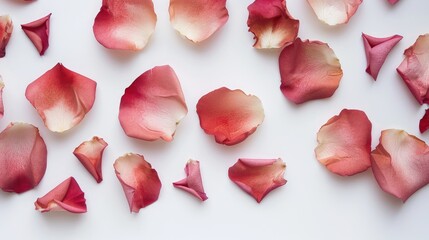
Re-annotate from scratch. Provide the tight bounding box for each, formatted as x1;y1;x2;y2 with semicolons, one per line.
419;109;429;133
21;13;51;56
307;0;363;25
0;15;13;58
173;160;208;201
73;136;108;183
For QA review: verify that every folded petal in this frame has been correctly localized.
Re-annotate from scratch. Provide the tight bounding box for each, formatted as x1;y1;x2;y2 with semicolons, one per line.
196;87;264;145
21;13;51;56
73;136;108;183
307;0;362;25
388;0;399;5
169;0;229;43
119;65;187;141
228;158;286;203
0;76;4;118
0;15;13;58
113;153;162;213
173;160;208;201
247;0;299;49
0;123;47;193
25;63;97;133
93;0;156;50
420;109;429;134
279;38;343;104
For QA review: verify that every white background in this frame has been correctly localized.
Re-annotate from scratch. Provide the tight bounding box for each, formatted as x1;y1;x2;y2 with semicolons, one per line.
0;0;428;239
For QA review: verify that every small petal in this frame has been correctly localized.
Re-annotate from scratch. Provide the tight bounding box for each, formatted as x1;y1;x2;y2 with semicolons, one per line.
119;65;187;142
307;0;363;25
113;153;162;213
21;13;51;56
419;109;429;134
169;0;229;43
388;0;399;5
228;158;286;203
173;160;208;201
25;63;97;133
196;87;264;145
0;15;13;58
73;136;108;183
0;76;4;118
315;109;372;176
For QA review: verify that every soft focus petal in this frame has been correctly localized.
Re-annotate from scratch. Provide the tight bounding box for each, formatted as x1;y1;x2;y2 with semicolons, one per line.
420;109;429;134
307;0;362;25
388;0;399;5
73;136;108;183
0;76;4;118
25;63;97;133
119;65;187;142
21;13;51;56
0;15;13;58
173;160;208;201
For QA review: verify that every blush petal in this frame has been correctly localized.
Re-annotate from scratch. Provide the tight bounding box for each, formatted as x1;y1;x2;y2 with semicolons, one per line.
307;0;362;25
169;0;229;43
113;153;162;213
196;87;264;146
0;76;4;118
228;158;286;203
173;160;208;201
388;0;399;5
0;15;13;58
315;109;372;176
25;63;97;133
247;0;299;49
420;109;429;134
0;123;47;193
21;13;51;56
119;65;187;142
93;0;156;50
73;136;108;183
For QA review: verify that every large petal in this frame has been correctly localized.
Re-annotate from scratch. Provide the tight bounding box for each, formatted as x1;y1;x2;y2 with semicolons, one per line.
73;136;108;183
173;160;208;201
0;15;13;58
25;63;97;133
0;76;4;118
119;65;187;142
21;13;51;56
307;0;363;25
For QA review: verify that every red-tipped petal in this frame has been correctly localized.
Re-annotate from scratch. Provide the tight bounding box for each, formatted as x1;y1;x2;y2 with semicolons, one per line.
35;177;87;213
25;63;97;133
196;87;264;146
21;13;51;56
388;0;399;5
113;153;162;213
247;0;299;49
93;0;156;50
0;123;47;193
173;160;208;201
0;15;13;58
315;109;372;176
307;0;362;25
169;0;229;43
0;76;4;118
119;65;187;142
73;136;108;183
419;109;429;134
279;38;343;104
228;158;286;203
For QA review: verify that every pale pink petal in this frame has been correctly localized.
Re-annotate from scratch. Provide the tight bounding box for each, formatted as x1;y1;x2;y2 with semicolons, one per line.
25;63;97;133
388;0;399;5
0;123;47;193
35;177;87;213
119;65;187;141
362;33;402;80
247;0;299;49
315;109;372;176
113;153;162;213
73;136;108;183
420;109;429;134
173;160;208;201
228;158;286;203
307;0;362;25
0;76;4;118
196;87;264;146
0;15;13;58
21;13;51;56
279;38;343;104
169;0;229;43
93;0;156;50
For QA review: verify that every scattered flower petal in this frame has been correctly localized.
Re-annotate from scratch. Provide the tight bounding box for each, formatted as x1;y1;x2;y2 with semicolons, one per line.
420;109;429;134
307;0;363;25
73;136;108;183
173;160;208;201
0;15;13;58
0;76;4;118
21;13;51;56
388;0;399;5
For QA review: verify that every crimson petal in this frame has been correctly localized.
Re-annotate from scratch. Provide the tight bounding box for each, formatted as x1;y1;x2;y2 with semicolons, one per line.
21;13;51;56
173;160;208;201
73;136;108;183
420;109;429;134
0;15;13;58
307;0;363;25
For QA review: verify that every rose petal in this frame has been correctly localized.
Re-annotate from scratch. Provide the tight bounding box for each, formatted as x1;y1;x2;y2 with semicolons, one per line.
21;13;51;56
119;65;187;141
0;76;4;118
388;0;399;5
113;153;162;213
0;123;47;193
173;160;208;201
73;136;108;183
228;158;286;203
93;0;156;50
307;0;363;25
420;109;429;134
362;33;402;80
35;177;87;213
0;15;13;58
371;129;429;202
25;63;97;133
279;38;343;104
315;109;372;176
196;87;264;146
169;0;229;43
247;0;299;49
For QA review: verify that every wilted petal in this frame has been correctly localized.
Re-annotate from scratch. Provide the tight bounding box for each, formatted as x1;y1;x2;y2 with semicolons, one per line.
307;0;362;25
173;160;208;201
25;63;97;133
0;123;47;193
0;76;4;118
0;15;13;58
73;136;108;183
420;109;429;134
21;13;51;56
119;65;187;142
388;0;399;5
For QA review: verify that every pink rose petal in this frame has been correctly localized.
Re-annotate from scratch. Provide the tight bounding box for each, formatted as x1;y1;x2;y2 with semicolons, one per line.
247;0;299;49
307;0;363;25
196;87;265;146
228;158;286;203
119;65;187;141
25;63;97;133
113;153;162;213
0;76;4;118
35;177;87;213
0;123;47;193
388;0;399;5
73;136;108;183
21;13;51;56
169;0;229;43
0;15;13;58
420;109;429;134
173;160;208;201
279;38;343;104
315;109;372;176
93;0;157;50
